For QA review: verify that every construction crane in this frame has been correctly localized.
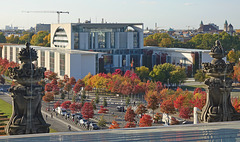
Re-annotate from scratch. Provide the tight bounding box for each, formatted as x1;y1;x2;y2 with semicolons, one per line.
22;11;69;24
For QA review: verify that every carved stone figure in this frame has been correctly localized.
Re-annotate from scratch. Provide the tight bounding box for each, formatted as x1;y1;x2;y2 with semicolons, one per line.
5;43;50;135
200;40;240;122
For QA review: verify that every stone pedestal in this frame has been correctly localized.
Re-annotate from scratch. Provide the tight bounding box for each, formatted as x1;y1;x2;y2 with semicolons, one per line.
5;43;50;135
200;40;240;122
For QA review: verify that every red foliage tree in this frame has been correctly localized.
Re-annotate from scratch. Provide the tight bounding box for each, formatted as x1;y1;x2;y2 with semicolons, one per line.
73;83;81;94
64;82;72;99
112;69;122;76
61;101;71;109
69;77;76;86
190;89;207;110
98;105;109;114
173;94;187;110
42;92;54;103
139;114;152;127
76;103;82;112
81;102;94;119
124;122;136;128
232;98;240;113
179;107;192;119
69;103;77;113
63;74;69;83
124;107;136;122
52;85;60;96
54;101;61;109
51;79;58;85
57;80;65;89
147;94;159;117
44;70;57;80
76;79;85;87
109;120;120;129
45;83;53;92
161;99;175;115
135;104;147;118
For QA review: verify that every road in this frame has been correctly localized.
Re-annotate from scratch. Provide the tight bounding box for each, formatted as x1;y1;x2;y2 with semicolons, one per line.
0;91;82;132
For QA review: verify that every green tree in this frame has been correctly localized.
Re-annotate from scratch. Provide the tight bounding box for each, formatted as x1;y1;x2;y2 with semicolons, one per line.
159;38;173;48
6;35;19;44
194;69;208;82
135;66;150;81
149;63;175;83
103;98;107;107
30;31;49;46
97;115;106;128
126;96;130;106
19;33;33;44
95;94;100;105
0;32;6;43
170;66;187;84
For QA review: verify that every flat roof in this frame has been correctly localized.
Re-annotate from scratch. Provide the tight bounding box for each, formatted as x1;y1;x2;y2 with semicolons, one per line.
3;45;104;55
143;46;211;53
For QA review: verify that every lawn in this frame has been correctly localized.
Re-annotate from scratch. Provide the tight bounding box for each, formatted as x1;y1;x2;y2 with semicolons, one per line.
0;98;58;133
181;84;207;91
0;99;12;118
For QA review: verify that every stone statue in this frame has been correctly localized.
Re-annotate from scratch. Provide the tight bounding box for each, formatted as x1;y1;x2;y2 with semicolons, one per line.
200;40;240;122
5;43;50;135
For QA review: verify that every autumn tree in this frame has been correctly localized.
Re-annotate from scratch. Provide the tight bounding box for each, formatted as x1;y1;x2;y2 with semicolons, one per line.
160;99;175;124
63;75;69;83
84;85;92;98
135;66;150;81
135;104;147;118
146;93;159;117
232;98;240;113
153;113;162;123
109;120;120;129
179;107;192;119
73;83;81;95
54;101;61;109
45;83;53;92
30;31;49;46
61;101;71;109
44;70;58;80
43;92;54;109
124;122;136;128
125;107;136;122
139;114;152;127
98;105;109;114
64;82;72;99
69;103;77;113
69;77;76;86
81;102;94;120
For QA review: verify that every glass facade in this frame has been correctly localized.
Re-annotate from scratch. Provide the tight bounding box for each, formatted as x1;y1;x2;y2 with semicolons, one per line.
50;52;54;72
98;32;106;49
60;53;65;76
41;51;45;67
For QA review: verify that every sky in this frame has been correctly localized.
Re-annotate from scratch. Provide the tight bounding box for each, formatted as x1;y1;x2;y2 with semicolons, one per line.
1;0;240;30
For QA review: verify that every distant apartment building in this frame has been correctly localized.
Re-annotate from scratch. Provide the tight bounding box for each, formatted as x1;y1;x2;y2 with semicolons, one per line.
35;24;50;33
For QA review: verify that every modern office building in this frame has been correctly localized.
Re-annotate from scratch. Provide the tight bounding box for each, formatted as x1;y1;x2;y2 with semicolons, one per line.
51;23;144;73
2;22;214;79
2;44;103;79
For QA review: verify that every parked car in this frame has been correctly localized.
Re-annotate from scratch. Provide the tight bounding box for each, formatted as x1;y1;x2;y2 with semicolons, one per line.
79;119;88;127
116;106;125;112
0;88;4;91
89;123;99;130
65;113;71;119
56;107;67;116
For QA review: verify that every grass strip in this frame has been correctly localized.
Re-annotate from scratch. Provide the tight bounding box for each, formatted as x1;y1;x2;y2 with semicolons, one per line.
0;98;58;133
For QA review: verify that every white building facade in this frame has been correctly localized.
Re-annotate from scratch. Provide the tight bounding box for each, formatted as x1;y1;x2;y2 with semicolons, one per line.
2;45;103;79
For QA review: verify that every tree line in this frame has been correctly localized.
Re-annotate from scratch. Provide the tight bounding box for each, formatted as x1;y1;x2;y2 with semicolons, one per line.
144;32;240;51
0;31;50;47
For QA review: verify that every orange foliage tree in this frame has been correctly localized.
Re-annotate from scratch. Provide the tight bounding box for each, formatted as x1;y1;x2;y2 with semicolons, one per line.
135;104;147;118
109;120;120;129
124;122;136;128
125;107;136;122
139;114;152;127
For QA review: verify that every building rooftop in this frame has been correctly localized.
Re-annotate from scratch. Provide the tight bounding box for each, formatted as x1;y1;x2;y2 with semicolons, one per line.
4;44;104;55
143;46;211;53
1;121;240;141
